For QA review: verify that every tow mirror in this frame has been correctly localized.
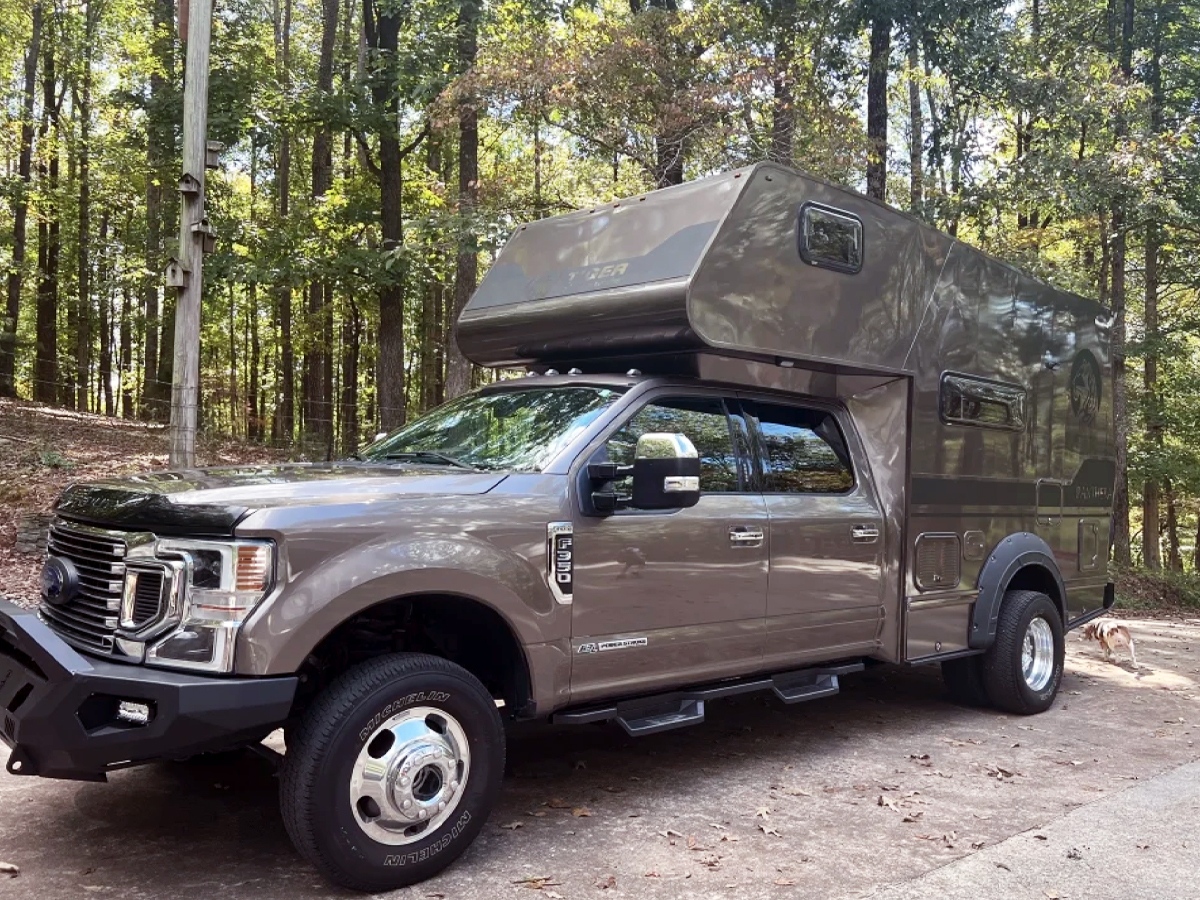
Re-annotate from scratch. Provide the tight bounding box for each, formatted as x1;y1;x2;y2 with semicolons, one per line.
631;433;701;510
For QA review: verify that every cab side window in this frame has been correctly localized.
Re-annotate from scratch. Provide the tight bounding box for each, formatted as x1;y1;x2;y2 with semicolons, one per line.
603;397;741;493
746;401;854;494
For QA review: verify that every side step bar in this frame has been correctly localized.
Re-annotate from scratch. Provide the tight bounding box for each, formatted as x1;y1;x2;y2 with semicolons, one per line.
552;662;865;737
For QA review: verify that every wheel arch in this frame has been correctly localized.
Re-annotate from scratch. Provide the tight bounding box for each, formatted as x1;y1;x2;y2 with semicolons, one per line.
289;591;536;722
969;532;1066;650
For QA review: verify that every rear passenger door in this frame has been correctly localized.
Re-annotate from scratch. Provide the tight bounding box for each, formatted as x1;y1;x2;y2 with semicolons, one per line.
740;398;885;669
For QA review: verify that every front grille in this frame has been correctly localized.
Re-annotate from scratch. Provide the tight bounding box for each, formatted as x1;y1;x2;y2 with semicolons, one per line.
40;521;130;655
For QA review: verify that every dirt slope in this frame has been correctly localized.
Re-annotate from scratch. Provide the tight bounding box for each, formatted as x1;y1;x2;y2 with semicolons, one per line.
0;399;290;604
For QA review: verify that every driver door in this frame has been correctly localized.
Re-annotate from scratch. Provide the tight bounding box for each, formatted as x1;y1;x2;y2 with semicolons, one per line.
568;393;769;704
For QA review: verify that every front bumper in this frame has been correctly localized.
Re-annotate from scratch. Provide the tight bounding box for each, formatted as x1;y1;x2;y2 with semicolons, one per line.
0;598;297;781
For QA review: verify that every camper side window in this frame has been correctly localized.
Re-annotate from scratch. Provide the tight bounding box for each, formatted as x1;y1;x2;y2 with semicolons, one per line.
940;373;1026;431
799;204;863;274
746;402;854;494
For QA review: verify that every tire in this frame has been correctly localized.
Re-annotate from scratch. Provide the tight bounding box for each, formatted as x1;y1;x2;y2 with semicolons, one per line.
981;590;1064;715
941;655;990;707
280;653;505;892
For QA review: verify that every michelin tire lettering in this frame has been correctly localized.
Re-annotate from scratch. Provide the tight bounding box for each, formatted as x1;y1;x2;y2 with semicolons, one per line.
358;691;452;741
383;811;473;866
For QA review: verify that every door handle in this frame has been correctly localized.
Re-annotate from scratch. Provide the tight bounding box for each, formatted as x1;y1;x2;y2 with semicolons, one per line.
851;525;880;543
729;526;764;547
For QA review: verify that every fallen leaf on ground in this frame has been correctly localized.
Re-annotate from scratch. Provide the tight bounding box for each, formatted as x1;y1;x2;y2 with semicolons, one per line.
659;829;684;838
594;875;616;890
902;812;924;823
500;821;524;830
720;834;740;843
759;824;781;837
878;795;899;811
526;810;547;818
774;878;796;886
512;876;562;889
756;807;772;819
572;807;592;818
546;798;573;809
782;787;812;797
971;841;985;850
0;863;17;877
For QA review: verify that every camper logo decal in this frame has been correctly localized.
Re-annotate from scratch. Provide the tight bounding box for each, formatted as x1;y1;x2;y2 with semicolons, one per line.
1069;350;1101;424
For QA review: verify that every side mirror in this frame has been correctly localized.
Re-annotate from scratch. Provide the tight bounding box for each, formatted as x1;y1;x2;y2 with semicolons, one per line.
631;433;701;510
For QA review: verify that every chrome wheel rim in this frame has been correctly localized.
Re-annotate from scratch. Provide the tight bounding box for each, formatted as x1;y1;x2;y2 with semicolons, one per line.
348;706;470;846
1021;617;1055;692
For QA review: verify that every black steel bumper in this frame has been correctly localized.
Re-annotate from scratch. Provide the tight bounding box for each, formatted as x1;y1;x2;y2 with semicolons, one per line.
0;598;297;781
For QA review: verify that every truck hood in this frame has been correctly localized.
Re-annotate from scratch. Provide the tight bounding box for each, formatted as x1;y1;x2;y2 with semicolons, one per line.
53;463;508;536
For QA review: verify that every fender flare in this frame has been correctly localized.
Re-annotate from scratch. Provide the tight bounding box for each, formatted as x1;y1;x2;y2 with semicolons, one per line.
969;532;1066;650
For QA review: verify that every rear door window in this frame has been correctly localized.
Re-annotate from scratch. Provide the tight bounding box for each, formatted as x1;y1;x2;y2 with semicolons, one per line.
743;401;854;494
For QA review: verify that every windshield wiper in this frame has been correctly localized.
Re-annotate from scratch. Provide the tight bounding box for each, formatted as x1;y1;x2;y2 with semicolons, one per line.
380;451;476;470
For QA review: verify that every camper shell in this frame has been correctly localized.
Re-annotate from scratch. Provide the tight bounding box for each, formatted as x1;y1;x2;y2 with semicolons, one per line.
460;161;1117;663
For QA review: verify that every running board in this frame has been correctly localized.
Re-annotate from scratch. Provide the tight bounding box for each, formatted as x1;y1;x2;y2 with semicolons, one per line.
552;662;865;737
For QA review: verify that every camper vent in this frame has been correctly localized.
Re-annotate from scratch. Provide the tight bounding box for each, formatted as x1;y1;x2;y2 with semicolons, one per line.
914;533;962;592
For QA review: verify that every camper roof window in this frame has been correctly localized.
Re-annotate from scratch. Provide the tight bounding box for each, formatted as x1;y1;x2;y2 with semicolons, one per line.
940;373;1027;431
799;204;863;274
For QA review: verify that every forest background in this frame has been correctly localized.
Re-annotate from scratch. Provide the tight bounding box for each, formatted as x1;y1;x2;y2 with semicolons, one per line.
2;0;1199;587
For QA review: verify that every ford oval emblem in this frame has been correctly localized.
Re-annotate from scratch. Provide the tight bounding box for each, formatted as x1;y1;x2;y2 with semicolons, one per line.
41;556;80;606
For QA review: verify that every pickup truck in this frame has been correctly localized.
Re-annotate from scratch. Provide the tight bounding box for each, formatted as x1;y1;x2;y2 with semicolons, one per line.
0;163;1116;891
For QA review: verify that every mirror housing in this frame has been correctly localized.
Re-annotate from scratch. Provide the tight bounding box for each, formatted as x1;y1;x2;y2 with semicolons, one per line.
631;433;701;510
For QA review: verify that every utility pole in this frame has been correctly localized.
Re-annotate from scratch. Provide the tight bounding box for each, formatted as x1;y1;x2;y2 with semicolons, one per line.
168;0;215;467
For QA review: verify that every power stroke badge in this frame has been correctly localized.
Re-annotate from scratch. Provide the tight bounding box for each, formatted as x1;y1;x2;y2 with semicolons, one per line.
546;522;573;605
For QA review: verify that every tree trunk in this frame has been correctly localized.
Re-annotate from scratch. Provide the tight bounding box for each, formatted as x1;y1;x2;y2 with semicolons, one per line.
75;4;97;412
1;2;41;398
420;134;444;413
445;0;482;400
1141;0;1164;571
865;14;891;201
364;0;407;429
1165;481;1181;572
906;37;923;216
304;0;339;453
34;37;59;404
1109;0;1134;568
98;211;113;416
272;0;294;443
1142;216;1160;570
140;0;175;419
769;0;796;164
340;299;360;454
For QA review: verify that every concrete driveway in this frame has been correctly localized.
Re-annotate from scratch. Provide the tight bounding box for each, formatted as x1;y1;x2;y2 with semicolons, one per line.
1;617;1197;899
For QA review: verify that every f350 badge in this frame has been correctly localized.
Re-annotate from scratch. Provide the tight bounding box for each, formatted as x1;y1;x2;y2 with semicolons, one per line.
547;522;573;605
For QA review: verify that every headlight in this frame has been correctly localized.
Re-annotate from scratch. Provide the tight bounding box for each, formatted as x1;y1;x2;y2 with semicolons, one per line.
144;539;275;673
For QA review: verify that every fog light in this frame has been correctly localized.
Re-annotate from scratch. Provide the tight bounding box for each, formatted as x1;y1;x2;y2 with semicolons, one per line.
116;701;153;726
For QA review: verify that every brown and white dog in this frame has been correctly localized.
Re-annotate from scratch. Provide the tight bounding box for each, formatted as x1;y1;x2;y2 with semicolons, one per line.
1082;619;1137;668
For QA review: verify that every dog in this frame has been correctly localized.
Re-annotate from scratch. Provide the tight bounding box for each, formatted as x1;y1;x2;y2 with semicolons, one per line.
1082;619;1137;668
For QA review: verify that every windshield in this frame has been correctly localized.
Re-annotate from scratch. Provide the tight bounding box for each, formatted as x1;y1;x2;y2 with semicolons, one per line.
359;386;627;472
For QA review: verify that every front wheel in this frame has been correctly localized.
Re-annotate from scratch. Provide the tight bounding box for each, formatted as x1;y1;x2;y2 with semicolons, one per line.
280;653;505;891
981;590;1064;715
